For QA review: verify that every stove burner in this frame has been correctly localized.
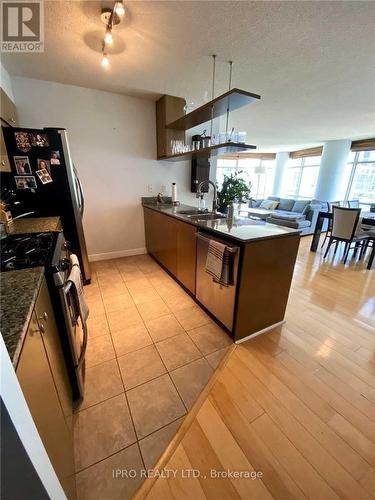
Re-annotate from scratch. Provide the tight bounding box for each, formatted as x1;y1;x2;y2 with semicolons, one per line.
1;232;56;271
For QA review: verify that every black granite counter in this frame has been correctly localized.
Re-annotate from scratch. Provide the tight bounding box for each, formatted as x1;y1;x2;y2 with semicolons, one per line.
142;202;300;243
0;268;44;366
7;216;61;235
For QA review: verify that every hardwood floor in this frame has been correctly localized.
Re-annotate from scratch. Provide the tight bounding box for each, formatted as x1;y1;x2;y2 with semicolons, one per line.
136;236;375;500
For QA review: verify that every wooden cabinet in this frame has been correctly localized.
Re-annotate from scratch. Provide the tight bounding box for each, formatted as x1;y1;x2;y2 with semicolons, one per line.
16;279;76;499
34;279;73;421
1;87;18;172
156;95;186;159
144;207;196;292
176;220;197;293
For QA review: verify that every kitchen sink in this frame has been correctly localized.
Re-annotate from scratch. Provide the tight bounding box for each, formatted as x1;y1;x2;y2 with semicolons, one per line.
177;209;207;215
186;213;227;220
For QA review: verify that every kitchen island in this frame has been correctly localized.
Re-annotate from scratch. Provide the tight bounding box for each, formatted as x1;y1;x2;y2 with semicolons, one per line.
142;201;300;342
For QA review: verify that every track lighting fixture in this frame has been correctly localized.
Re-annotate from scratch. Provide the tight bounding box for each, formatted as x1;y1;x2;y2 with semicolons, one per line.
100;2;126;67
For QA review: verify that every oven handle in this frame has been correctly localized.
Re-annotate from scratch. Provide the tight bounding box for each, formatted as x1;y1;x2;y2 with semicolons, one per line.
77;320;88;369
64;280;88;369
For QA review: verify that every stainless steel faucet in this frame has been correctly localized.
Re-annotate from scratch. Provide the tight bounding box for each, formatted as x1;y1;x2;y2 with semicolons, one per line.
196;180;219;213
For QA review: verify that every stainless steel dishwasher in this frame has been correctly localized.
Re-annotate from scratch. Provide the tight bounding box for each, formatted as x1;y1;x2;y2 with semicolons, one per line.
196;232;240;331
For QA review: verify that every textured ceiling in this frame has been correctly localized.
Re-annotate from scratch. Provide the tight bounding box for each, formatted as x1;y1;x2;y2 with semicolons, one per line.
2;0;375;151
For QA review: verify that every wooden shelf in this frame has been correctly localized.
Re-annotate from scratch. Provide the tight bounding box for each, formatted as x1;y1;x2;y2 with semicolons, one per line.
166;88;261;131
161;142;256;162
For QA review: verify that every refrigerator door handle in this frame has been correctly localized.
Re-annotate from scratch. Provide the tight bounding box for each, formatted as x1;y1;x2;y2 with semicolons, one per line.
74;166;85;217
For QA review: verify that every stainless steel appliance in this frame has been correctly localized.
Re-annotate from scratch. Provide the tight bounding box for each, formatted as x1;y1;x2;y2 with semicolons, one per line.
196;231;240;331
1;126;91;284
0;231;87;400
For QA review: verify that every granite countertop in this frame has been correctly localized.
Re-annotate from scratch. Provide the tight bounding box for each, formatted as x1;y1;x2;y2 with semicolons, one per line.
7;216;61;235
142;201;300;243
0;268;44;366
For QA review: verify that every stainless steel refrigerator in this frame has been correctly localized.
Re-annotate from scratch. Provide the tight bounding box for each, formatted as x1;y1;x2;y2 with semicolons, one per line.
1;126;91;283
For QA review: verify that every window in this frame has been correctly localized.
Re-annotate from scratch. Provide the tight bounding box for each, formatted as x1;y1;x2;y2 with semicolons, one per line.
216;157;276;199
281;156;321;199
345;151;375;207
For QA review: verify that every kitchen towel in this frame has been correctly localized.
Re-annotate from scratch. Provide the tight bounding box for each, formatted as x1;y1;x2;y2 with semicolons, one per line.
205;239;231;286
67;258;89;323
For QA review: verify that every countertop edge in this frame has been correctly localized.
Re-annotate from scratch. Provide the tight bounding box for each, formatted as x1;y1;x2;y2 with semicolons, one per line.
142;202;301;243
1;268;44;368
12;271;44;368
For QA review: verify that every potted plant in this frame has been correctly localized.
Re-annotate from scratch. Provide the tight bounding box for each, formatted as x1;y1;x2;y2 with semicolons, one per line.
217;171;252;214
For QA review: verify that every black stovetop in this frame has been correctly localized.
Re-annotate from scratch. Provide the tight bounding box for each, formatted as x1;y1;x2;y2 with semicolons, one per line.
1;232;57;272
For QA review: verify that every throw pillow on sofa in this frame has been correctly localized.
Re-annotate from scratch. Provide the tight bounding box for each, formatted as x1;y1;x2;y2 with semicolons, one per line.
277;198;295;212
259;199;279;210
292;200;310;213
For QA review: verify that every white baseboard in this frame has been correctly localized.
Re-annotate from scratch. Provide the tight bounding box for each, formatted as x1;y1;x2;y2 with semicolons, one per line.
235;320;286;344
89;247;147;262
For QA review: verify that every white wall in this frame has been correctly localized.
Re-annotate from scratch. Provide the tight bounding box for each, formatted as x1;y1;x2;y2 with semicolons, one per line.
0;62;15;101
11;77;197;260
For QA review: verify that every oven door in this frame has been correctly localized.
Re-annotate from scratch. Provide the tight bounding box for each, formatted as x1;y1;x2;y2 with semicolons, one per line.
59;270;88;400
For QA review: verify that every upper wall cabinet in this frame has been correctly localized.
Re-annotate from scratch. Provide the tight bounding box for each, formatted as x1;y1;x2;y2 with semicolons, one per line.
1;87;18;172
156;95;186;159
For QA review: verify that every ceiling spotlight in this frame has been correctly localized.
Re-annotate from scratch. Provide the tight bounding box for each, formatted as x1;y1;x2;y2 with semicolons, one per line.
114;1;125;17
101;54;110;68
104;28;113;45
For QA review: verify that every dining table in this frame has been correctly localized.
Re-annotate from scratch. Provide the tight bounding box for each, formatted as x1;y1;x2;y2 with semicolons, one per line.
310;211;375;269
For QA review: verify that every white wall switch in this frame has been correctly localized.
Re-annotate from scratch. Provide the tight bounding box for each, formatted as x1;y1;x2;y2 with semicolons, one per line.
147;184;153;193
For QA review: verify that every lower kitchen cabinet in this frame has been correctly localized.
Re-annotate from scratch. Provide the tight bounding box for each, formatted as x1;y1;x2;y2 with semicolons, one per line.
16;279;76;499
143;207;196;292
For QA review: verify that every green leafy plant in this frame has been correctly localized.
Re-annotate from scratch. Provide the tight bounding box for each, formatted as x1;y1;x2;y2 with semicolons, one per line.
217;171;252;210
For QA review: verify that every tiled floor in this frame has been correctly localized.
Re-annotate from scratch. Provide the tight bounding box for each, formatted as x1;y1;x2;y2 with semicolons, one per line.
74;254;231;499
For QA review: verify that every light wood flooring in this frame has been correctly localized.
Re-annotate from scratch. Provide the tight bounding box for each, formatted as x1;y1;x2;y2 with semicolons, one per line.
137;236;375;500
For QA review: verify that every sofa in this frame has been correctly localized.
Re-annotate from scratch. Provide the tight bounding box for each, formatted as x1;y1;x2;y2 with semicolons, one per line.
248;197;328;235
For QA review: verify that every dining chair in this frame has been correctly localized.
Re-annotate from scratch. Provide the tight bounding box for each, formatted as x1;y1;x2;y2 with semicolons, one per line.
347;199;360;208
323;206;369;264
321;201;341;248
360;230;375;270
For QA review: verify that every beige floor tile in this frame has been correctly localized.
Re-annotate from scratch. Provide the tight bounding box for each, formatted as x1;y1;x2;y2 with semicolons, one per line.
118;345;166;390
86;335;115;368
111;324;152;357
170;358;213;410
103;293;135;313
129;287;160;305
100;282;128;299
74;394;136;471
121;269;145;282
84;284;102;302
76;444;143;500
106;307;143;333
188;321;232;356
164;292;196;312
146;271;171;286
87;299;105;318
155;333;202;371
137;299;170;322
139;418;183;469
145;314;185;343
137;262;160;275
79;359;124;410
96;270;121;281
87;314;110;339
205;346;230;369
156;282;183;299
127;374;185;439
125;278;153;293
174;305;211;331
